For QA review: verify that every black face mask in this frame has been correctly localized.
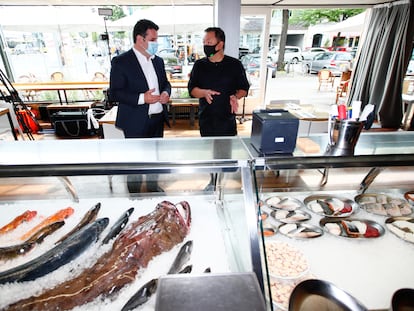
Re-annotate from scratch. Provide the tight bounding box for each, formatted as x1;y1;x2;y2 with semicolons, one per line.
204;43;219;57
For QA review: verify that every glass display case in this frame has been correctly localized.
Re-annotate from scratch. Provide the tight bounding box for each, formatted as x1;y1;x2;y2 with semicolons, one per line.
0;137;263;310
1;132;413;310
250;131;414;311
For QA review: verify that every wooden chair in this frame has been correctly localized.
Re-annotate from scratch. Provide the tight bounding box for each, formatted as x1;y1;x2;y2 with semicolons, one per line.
85;72;108;100
335;80;350;104
402;77;414;95
92;72;107;82
17;73;40;101
318;69;335;91
339;70;352;83
335;70;352;103
50;71;64;82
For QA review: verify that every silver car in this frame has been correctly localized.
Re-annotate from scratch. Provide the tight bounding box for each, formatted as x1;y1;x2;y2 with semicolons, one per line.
302;51;353;76
301;47;328;61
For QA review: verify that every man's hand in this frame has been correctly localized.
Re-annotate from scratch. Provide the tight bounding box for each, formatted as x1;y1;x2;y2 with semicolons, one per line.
230;95;239;114
204;89;221;104
144;88;161;104
160;91;170;104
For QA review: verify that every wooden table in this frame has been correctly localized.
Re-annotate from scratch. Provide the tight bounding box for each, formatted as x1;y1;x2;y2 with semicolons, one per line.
12;80;188;105
0;107;18;140
12;81;109;105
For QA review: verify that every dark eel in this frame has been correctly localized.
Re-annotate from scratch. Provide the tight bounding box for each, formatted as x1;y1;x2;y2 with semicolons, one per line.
0;221;65;261
55;202;101;244
5;200;191;311
0;217;109;285
101;207;134;245
121;240;193;311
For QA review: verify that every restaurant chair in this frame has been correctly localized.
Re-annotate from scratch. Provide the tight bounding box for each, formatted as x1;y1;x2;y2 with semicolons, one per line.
402;77;414;130
92;72;107;81
85;72;108;100
318;69;335;91
335;70;352;104
402;77;414;95
17;73;39;101
50;71;64;82
335;80;350;104
339;70;352;83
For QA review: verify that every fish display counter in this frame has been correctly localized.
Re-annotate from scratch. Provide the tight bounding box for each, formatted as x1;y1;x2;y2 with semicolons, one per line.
1;132;414;310
0;137;264;310
250;131;414;310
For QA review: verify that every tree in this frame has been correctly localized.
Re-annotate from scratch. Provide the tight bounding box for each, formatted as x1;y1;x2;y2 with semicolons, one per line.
289;9;365;27
108;5;126;21
277;9;289;71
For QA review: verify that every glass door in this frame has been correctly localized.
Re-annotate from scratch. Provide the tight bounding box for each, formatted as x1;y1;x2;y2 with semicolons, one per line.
240;8;272;114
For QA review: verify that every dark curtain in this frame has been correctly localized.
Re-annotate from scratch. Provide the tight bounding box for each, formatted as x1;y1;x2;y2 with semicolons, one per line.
347;0;414;129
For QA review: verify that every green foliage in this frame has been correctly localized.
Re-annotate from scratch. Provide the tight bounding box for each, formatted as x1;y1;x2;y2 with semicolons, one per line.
113;31;127;40
91;32;98;43
108;6;126;21
289;9;365;27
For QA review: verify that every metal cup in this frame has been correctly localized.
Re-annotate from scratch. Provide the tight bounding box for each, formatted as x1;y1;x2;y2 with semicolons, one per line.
326;118;364;156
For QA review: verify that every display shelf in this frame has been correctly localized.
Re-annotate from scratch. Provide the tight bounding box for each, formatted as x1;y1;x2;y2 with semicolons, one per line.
1;132;414;310
0;137;263;310
252;132;414;310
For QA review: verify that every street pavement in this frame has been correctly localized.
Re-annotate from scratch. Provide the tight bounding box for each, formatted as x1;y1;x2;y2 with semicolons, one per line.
264;63;338;115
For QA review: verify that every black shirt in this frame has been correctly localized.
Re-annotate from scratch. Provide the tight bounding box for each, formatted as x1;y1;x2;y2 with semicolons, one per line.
188;55;250;136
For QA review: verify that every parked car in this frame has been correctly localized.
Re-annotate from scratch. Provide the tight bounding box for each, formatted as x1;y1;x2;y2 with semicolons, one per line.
302;51;354;76
12;43;40;55
158;48;177;59
163;57;182;75
269;45;302;64
241;53;276;77
301;47;328;61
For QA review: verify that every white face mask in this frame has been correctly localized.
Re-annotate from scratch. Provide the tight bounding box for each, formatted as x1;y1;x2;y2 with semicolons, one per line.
146;41;158;56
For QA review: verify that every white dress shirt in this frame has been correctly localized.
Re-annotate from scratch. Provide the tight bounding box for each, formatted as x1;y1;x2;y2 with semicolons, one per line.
133;47;163;115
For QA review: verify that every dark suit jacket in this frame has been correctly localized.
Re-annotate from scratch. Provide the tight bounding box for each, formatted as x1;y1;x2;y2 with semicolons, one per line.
109;49;171;135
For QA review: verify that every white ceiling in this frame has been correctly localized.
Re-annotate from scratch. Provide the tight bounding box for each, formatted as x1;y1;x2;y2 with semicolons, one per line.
0;0;396;8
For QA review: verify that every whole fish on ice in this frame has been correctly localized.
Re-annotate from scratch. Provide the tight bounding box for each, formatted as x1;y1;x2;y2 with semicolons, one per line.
4;200;191;311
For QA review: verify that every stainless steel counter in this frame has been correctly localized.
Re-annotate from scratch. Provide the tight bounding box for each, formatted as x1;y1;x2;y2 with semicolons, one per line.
1;132;414;176
0;137;251;176
244;131;414;170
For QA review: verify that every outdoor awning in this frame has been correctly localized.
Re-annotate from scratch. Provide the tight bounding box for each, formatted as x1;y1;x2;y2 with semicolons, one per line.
108;6;214;35
0;6;106;32
326;11;367;33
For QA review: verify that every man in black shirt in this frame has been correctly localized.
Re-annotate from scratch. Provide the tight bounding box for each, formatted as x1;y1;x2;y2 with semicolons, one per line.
188;27;250;136
188;27;250;189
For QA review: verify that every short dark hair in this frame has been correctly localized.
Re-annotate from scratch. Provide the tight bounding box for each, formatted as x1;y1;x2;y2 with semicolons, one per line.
133;19;159;43
204;27;226;49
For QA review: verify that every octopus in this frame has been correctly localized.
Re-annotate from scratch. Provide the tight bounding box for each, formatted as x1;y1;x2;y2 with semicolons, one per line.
4;200;191;311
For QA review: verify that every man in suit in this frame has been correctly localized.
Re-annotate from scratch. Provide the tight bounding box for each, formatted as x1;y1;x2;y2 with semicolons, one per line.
110;19;171;193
